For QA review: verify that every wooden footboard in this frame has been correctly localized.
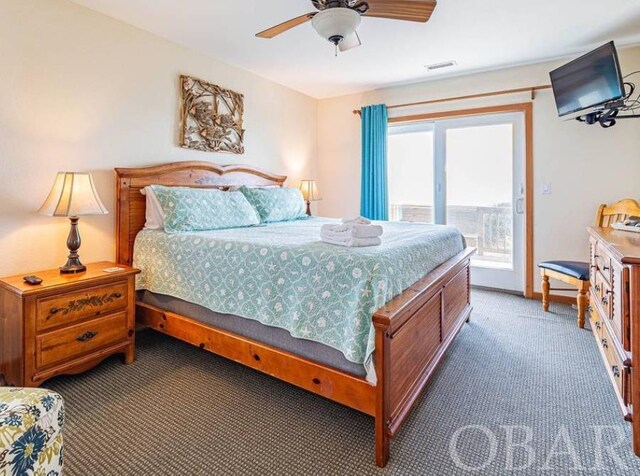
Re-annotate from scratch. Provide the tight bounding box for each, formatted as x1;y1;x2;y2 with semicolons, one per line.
373;247;474;466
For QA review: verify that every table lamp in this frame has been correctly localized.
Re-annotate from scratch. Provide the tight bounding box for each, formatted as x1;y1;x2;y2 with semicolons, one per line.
38;172;109;274
299;180;322;216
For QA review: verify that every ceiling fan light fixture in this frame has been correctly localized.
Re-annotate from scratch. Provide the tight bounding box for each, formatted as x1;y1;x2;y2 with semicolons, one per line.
311;7;361;46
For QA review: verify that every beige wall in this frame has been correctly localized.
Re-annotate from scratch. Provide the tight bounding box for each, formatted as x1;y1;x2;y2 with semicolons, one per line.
0;0;317;276
317;46;640;293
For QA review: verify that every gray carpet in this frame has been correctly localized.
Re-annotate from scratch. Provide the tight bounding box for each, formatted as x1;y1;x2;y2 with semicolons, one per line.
44;290;640;475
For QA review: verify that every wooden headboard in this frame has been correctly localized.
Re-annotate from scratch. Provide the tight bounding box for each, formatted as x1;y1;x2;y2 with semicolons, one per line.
115;161;287;266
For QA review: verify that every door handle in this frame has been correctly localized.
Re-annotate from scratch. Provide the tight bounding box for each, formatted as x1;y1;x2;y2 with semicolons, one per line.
515;197;525;215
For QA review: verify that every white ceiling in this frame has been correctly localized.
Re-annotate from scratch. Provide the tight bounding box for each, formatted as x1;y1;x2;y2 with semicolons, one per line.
70;0;640;99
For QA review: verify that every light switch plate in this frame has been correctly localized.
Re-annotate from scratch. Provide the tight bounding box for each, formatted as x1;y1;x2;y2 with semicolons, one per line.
542;182;552;195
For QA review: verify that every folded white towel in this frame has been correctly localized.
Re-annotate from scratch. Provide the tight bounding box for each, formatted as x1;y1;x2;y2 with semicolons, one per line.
321;223;383;239
342;216;372;226
321;236;382;248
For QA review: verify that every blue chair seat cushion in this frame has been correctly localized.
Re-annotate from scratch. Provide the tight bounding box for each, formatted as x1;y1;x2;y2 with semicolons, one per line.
538;260;590;280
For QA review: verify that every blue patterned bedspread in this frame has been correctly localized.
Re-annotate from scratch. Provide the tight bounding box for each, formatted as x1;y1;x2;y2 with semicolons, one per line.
134;218;465;383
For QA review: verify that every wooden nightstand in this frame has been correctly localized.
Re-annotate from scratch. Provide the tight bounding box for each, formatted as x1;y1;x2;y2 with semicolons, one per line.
0;262;140;387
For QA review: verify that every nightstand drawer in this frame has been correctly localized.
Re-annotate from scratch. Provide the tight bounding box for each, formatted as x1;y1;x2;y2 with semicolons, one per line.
36;311;129;368
36;281;128;331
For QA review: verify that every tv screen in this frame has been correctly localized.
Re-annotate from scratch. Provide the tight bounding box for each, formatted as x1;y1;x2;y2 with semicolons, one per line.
550;41;624;117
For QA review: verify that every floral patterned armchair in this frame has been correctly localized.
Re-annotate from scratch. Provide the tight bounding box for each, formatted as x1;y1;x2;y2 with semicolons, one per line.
0;388;64;476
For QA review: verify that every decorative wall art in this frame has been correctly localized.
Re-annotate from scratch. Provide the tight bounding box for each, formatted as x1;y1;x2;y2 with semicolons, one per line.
179;75;245;154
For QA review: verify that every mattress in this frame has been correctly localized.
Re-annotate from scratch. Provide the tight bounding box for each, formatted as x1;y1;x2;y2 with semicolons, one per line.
133;217;465;383
138;290;367;377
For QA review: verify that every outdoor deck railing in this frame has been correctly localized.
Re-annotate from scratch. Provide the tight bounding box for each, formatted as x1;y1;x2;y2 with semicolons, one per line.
390;204;512;263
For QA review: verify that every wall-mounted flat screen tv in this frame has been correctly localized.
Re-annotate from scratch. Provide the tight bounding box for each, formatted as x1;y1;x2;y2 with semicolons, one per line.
550;41;625;117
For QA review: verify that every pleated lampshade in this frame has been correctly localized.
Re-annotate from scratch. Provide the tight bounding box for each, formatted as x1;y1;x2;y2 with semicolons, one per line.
299;179;322;202
39;172;108;217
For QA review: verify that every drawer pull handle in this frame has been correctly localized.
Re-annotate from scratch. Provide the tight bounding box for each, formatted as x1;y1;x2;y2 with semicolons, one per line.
595;284;601;292
76;331;98;342
603;266;610;271
50;307;60;315
595;322;601;330
587;305;594;313
601;296;608;306
601;338;608;349
114;293;123;299
612;365;621;378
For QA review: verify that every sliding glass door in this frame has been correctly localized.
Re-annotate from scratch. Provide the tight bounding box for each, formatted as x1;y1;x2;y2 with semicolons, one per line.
388;112;526;292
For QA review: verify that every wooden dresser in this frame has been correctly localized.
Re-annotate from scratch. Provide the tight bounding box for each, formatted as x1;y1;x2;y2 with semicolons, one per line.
588;227;640;454
0;262;139;387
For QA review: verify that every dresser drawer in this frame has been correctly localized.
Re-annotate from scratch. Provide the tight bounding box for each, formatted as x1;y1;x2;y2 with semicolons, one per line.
36;311;129;368
597;318;631;413
595;242;613;284
589;237;597;288
593;271;612;318
36;281;128;331
589;304;604;339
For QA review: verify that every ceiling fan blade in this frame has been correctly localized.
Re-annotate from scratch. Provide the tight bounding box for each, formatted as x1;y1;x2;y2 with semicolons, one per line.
363;0;437;23
256;13;316;38
339;32;362;52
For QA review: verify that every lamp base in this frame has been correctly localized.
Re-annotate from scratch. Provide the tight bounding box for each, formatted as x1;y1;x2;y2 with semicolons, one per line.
60;260;87;274
60;216;86;274
306;201;312;216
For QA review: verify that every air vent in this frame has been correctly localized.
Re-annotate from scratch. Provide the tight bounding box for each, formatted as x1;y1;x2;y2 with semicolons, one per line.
425;61;457;71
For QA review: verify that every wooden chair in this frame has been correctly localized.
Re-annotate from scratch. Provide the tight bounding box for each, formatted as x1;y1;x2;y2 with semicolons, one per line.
539;199;640;328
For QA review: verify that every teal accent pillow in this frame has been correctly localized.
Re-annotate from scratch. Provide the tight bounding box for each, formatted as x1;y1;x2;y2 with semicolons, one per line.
150;185;260;233
239;186;306;223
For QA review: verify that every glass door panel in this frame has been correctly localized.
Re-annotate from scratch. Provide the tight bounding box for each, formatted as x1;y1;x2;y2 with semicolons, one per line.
445;124;514;269
388;124;435;223
437;112;525;292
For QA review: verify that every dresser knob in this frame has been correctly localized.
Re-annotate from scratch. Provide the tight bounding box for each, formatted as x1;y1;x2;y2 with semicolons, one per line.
76;331;98;342
601;338;608;349
114;293;123;298
612;365;621;378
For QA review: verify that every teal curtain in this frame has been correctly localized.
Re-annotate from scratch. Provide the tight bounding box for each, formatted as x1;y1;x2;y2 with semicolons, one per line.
361;104;389;220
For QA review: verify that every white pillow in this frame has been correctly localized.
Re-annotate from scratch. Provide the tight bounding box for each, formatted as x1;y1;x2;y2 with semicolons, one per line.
140;186;164;230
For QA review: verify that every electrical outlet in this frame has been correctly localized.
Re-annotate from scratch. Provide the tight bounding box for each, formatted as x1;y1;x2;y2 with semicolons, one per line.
542;182;552;195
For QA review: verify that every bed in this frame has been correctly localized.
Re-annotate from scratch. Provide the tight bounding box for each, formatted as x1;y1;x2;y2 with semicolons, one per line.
115;161;475;467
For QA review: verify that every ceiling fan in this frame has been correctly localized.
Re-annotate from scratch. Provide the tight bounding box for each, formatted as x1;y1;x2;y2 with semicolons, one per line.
256;0;437;54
